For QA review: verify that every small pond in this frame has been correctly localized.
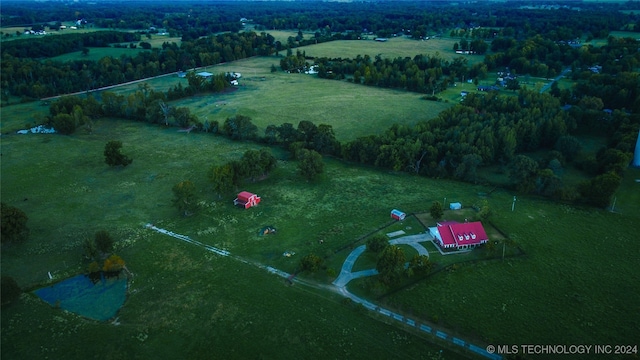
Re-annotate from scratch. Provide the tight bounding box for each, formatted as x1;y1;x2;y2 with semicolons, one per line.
34;274;127;321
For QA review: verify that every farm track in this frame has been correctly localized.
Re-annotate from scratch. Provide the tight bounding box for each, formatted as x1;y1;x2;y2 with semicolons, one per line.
147;224;501;360
40;65;220;101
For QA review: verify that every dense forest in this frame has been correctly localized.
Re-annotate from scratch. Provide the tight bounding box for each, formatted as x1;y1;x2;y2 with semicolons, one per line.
1;0;639;208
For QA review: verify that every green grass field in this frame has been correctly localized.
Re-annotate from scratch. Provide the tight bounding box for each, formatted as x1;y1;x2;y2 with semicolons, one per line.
299;37;486;65
44;35;182;63
2;100;639;359
0;118;489;359
1;113;640;358
101;55;452;142
0;102;51;133
2;31;639;359
0;26;128;42
49;46;148;63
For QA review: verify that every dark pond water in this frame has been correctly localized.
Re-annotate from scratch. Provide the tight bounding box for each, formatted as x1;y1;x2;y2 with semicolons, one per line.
34;274;127;321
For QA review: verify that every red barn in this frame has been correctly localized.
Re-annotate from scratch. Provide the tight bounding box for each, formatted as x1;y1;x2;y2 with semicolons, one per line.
234;191;261;209
429;221;488;250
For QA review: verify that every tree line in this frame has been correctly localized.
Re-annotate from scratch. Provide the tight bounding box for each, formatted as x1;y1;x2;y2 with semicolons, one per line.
44;70;636;209
1;31;275;100
1;31;140;59
3;1;636;41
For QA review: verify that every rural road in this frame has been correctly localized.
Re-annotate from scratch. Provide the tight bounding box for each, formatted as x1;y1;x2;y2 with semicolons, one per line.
539;67;571;93
40;64;219;101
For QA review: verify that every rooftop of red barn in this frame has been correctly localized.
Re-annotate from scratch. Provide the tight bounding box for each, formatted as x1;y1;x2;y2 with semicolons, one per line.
237;191;256;200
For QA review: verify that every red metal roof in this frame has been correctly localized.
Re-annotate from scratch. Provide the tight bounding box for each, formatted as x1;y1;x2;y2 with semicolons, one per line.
437;221;488;248
237;191;256;202
437;225;458;247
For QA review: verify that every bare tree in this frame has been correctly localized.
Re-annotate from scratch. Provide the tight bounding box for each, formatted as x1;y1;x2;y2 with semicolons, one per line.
160;101;171;126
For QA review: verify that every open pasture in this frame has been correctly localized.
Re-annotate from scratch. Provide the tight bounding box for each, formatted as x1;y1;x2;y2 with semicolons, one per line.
2;109;639;358
0;26;123;42
299;37;485;65
45;36;181;63
106;56;451;141
48;46;147;63
0;102;51;133
0;117;487;359
2;235;457;360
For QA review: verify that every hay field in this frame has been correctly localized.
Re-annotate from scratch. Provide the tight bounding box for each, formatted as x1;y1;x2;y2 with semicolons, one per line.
299;37;486;65
106;56;452;142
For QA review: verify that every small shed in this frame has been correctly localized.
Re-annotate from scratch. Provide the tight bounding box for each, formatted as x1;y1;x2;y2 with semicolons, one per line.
390;209;406;221
450;202;462;210
234;191;261;209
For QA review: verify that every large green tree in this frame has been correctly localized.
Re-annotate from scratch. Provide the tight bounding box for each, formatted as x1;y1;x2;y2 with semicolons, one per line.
579;172;622;208
1;203;29;244
172;180;199;216
209;163;236;196
367;234;389;253
300;254;323;273
104;140;133;167
50;113;77;135
408;255;432;276
94;230;114;254
223;115;257;140
376;245;406;286
454;154;482;183
509;155;539;193
237;149;277;182
297;149;324;181
429;201;444;220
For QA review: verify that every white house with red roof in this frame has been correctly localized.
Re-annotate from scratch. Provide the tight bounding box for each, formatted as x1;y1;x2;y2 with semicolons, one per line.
429;220;488;250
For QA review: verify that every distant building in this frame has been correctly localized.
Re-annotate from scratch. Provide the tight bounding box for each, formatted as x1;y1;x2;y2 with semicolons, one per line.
477;85;500;92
